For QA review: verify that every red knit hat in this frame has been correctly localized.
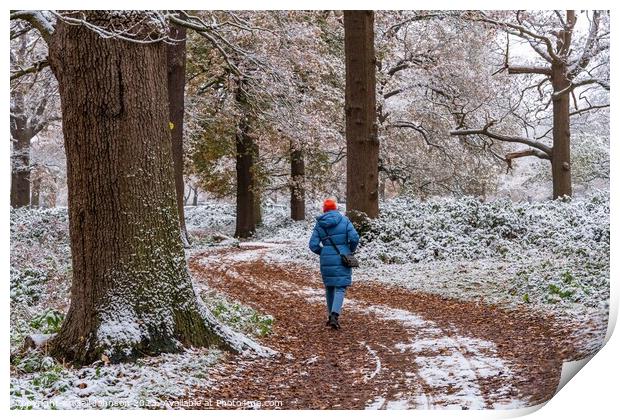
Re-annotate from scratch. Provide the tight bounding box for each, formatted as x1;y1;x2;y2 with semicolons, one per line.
323;198;337;212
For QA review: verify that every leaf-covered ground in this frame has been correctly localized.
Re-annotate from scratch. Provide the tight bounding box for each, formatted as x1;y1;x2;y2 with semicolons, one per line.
10;193;609;409
184;242;586;409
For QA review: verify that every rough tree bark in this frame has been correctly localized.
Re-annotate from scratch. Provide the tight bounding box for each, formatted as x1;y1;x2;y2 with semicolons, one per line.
46;13;269;364
290;140;305;221
344;11;379;221
167;19;191;247
234;80;258;238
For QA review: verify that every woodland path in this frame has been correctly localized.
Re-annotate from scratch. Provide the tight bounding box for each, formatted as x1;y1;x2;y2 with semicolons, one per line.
187;242;570;410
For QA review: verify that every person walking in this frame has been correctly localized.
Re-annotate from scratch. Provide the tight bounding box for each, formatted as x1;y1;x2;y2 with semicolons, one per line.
309;198;360;329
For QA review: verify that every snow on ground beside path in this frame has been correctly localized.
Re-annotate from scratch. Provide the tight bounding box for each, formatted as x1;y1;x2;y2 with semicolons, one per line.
10;208;276;409
10;348;222;409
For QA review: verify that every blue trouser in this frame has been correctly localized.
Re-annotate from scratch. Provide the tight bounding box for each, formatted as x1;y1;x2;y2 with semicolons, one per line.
325;285;348;315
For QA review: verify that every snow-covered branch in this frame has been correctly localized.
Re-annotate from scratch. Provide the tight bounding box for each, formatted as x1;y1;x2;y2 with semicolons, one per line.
10;58;49;81
10;11;55;42
450;125;552;157
507;65;551;76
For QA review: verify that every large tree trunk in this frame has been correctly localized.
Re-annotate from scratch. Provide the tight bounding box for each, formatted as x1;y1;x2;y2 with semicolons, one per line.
290;141;305;221
344;11;379;221
10;134;31;208
46;14;269;364
167;21;190;247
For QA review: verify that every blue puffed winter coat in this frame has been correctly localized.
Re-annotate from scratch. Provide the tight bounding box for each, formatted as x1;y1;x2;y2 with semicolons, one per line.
308;210;360;287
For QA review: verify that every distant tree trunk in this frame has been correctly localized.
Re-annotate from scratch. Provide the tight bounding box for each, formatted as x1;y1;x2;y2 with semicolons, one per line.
46;179;58;208
30;175;41;207
192;186;199;206
344;11;379;222
234;117;257;238
253;193;262;226
11;90;33;208
290;141;305;221
234;80;258;238
167;21;190;247
10;134;31;208
46;14;260;364
379;172;386;201
253;140;262;227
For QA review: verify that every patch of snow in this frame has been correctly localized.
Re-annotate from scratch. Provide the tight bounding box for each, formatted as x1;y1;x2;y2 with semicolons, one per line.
97;306;144;356
10;347;222;409
365;396;386;410
361;342;381;382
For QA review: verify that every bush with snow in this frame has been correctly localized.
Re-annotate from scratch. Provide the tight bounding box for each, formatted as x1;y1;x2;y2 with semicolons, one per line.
358;193;609;265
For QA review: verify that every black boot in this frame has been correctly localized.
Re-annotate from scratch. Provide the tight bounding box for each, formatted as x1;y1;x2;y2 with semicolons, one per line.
329;312;340;330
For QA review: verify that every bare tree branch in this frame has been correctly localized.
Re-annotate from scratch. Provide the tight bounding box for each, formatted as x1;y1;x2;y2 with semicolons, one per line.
570;103;609;117
10;58;49;81
507;65;551;75
450;124;552;157
506;148;551;165
473;13;559;62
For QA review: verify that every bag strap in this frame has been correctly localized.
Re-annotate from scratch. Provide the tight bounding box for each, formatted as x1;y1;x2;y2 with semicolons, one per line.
317;226;342;256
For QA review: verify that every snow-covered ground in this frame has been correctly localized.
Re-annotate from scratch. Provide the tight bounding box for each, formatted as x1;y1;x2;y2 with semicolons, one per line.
10;193;610;408
11;347;222;409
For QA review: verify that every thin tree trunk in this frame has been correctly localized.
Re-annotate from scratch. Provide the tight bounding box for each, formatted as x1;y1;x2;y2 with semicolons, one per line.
10;44;32;209
31;175;41;207
192;186;198;207
290;141;305;221
167;21;190;247
11;134;31;208
344;11;379;222
46;14;267;364
253;192;262;226
47;180;58;208
253;141;262;226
